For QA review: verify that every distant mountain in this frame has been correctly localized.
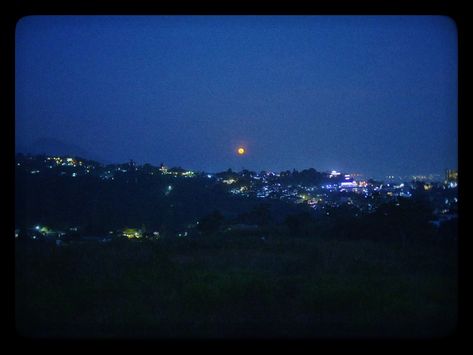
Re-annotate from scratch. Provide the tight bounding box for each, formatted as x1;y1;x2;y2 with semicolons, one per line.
16;137;108;163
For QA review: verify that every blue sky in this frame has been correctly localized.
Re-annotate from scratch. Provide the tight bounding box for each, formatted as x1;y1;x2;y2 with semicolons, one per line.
15;15;457;178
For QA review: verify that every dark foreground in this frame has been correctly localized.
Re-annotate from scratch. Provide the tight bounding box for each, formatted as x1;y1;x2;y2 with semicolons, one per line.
15;234;457;339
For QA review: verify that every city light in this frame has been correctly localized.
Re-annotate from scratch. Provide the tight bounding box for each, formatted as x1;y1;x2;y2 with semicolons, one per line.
329;170;341;178
123;228;142;239
223;178;237;185
15;155;458;238
164;185;173;196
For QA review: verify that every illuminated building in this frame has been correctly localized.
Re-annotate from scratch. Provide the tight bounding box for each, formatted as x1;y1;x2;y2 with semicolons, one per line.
340;181;357;188
182;170;195;177
159;163;168;174
223;178;237;185
122;228;142;239
445;169;458;183
329;170;341;178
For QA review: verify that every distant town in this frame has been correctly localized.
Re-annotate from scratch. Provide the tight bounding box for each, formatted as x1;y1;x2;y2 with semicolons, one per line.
14;153;458;244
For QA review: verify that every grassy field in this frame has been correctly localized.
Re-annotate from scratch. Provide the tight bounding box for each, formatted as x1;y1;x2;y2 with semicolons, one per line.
15;233;458;339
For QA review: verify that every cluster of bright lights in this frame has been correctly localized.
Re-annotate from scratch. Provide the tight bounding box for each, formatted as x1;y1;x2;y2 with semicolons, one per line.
412;175;429;181
46;156;82;167
223;178;237;185
182;171;195;177
123;228;142;239
423;183;433;191
33;225;51;235
307;199;318;206
159;165;195;178
329;170;341;178
446;170;458;178
48;156;63;165
230;186;249;195
66;158;79;166
340;181;357;188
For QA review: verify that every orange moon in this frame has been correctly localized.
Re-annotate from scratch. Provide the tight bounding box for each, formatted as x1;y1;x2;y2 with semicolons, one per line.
237;147;246;155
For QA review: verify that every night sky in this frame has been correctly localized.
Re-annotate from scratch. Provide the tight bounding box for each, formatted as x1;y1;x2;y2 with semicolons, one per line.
15;16;457;179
